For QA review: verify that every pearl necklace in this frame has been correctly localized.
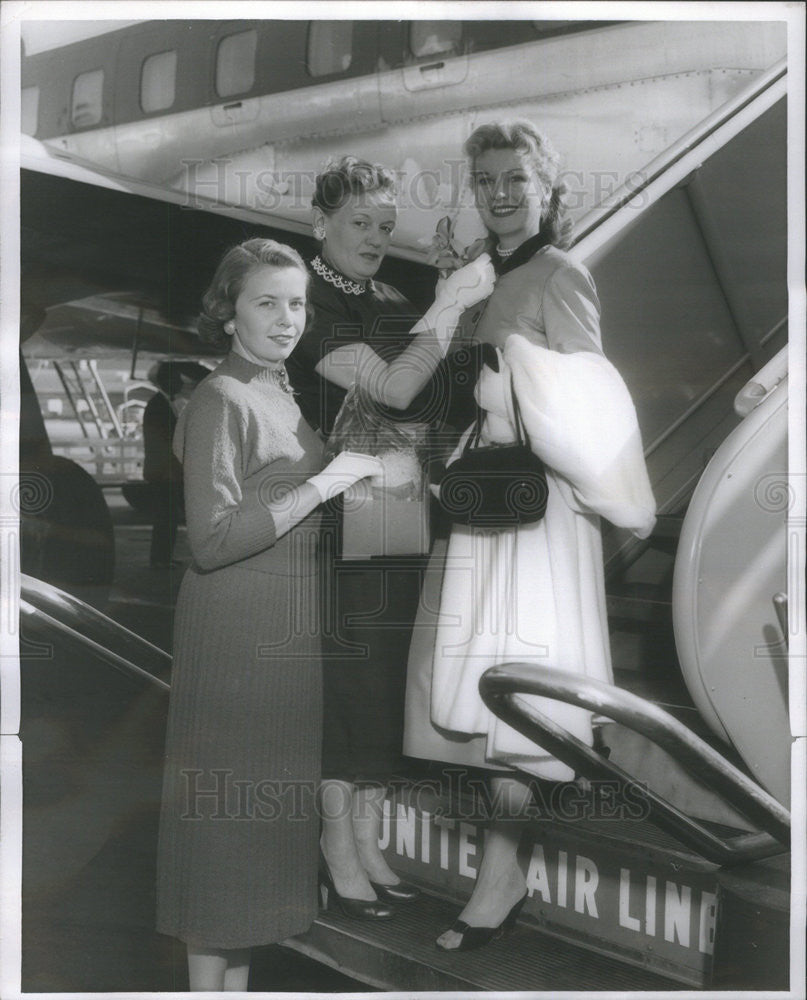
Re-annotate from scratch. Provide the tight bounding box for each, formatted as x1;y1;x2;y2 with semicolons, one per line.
495;244;517;259
311;255;369;296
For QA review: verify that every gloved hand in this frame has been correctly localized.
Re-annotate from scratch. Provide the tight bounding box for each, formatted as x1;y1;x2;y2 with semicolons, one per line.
421;254;496;358
434;253;495;310
308;451;385;502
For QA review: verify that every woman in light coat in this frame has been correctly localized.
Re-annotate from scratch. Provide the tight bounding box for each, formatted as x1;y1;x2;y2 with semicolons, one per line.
404;120;656;951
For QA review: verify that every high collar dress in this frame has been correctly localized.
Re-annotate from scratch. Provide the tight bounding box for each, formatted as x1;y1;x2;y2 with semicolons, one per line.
156;352;325;949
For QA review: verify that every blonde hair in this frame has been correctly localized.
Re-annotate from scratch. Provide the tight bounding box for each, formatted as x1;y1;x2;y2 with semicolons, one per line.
312;155;397;215
198;238;310;349
464;119;572;249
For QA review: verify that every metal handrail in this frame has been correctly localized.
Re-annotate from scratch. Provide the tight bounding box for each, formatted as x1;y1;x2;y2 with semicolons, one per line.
21;600;170;692
479;663;790;867
20;574;171;690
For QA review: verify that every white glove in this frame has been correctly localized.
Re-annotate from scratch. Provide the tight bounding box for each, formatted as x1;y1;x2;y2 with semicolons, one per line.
420;253;496;357
308;451;385;502
434;253;495;310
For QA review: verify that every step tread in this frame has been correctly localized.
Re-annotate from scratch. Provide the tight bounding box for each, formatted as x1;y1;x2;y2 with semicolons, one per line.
287;890;680;992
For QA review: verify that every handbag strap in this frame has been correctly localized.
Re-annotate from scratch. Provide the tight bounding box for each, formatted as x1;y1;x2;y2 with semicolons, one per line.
466;368;529;452
509;374;529;444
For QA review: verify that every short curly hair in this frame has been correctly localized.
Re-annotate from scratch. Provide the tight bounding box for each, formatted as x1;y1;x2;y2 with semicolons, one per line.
312;155;397;216
198;238;310;350
464;119;572;249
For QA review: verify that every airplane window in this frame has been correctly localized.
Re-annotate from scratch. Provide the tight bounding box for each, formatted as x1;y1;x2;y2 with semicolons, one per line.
410;22;462;58
22;85;39;136
307;21;353;76
141;50;177;113
216;29;257;98
71;69;104;128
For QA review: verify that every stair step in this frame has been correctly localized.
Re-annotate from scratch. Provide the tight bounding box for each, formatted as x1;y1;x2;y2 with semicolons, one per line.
286;890;679;992
371;779;788;988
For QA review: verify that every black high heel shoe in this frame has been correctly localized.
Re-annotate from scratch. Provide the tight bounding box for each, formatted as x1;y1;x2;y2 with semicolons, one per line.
435;892;528;952
318;854;395;920
369;879;421;902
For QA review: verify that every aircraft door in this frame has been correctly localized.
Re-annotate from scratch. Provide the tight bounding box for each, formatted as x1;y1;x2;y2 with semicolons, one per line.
672;357;790;807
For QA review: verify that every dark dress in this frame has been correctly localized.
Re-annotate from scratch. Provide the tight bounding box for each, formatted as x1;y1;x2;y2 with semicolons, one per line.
288;268;485;783
156;352;324;949
288;271;427;784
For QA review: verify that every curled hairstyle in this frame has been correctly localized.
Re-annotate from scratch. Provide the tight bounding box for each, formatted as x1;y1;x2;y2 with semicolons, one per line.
464;119;572;250
312;155;397;216
198;238;310;350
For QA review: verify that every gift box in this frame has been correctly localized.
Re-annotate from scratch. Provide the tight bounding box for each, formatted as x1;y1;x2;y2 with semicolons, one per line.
340;449;430;559
325;385;432;559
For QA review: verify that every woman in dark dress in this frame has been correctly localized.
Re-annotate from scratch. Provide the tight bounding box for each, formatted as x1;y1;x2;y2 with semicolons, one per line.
156;238;384;989
286;156;495;916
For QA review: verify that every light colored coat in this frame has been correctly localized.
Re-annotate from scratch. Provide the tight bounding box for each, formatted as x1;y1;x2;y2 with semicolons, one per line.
403;248;656;780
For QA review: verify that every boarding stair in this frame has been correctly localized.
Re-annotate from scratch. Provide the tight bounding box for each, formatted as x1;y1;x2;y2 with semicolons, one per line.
296;786;789;991
290;333;792;991
52;358;123;440
49;357;146;483
19;573;790;992
17;315;792;993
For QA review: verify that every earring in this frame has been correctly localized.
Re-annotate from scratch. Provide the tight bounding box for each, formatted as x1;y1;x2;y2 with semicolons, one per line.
314;225;325;240
225;320;235;335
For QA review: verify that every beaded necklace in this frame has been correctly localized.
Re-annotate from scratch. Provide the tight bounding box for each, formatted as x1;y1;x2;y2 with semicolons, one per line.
268;365;294;394
311;255;370;296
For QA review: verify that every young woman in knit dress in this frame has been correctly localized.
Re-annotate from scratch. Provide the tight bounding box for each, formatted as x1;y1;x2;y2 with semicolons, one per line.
156;238;384;990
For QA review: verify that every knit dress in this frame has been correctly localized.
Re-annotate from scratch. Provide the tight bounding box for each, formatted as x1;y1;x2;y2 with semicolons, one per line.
156;351;324;949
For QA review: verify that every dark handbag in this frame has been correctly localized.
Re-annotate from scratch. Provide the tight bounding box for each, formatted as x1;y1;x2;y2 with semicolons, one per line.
437;373;548;527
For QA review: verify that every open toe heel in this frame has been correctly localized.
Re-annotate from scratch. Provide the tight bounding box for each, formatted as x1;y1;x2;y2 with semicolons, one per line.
436;892;527;952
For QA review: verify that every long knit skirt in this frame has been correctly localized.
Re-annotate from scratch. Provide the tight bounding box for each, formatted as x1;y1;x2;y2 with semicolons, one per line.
156;562;322;949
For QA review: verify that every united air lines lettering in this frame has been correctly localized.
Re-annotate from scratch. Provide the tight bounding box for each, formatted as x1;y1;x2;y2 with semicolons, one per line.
380;802;718;957
616;868;717;954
